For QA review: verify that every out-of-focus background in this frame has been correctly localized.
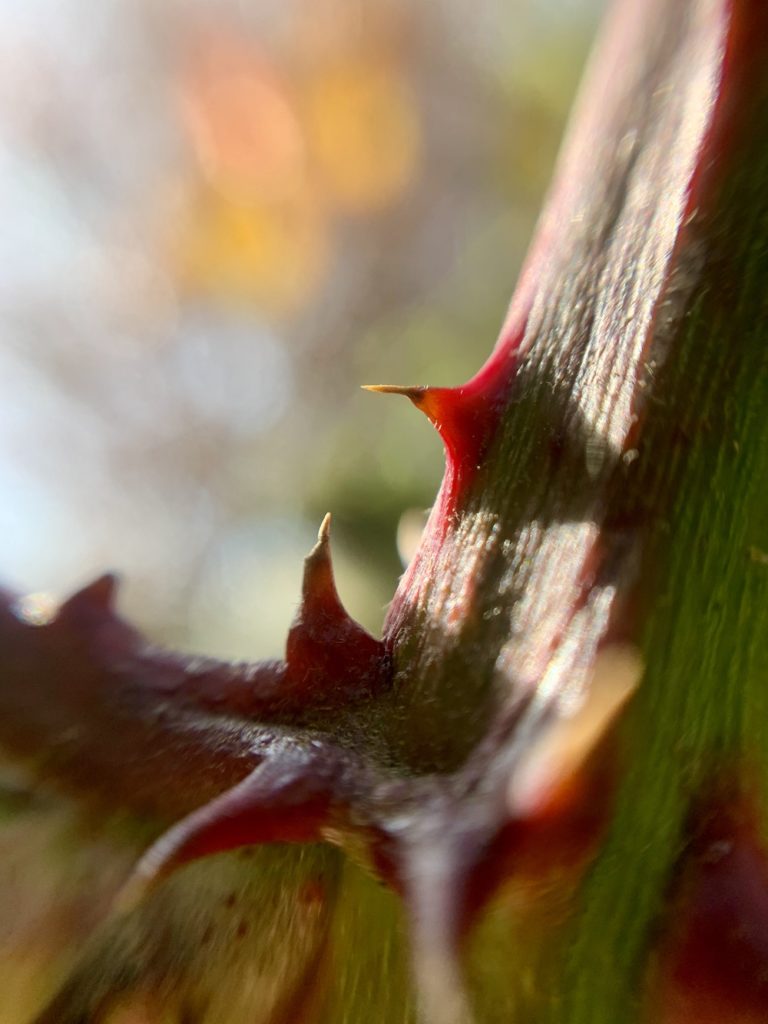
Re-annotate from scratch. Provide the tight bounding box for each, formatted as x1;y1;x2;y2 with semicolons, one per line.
0;0;601;659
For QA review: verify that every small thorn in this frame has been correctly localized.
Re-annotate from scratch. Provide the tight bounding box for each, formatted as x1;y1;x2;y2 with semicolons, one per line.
60;573;119;619
364;381;502;506
362;384;438;421
284;516;389;702
362;383;424;398
301;515;338;607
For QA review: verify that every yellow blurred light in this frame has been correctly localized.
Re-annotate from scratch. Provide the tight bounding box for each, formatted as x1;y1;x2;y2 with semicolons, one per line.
304;59;420;214
174;184;329;315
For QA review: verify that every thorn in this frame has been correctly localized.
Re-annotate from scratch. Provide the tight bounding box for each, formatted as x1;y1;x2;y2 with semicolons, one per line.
300;513;340;609
362;384;440;424
117;742;345;911
363;382;503;503
285;515;389;700
361;383;461;451
361;384;422;397
59;573;119;619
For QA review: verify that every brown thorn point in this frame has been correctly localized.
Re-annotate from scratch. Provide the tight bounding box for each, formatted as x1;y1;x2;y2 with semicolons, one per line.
59;573;120;618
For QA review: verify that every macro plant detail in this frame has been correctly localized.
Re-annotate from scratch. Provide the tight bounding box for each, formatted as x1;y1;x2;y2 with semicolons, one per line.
1;0;768;1022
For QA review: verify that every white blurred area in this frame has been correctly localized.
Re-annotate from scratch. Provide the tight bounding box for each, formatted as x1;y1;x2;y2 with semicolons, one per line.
0;0;600;659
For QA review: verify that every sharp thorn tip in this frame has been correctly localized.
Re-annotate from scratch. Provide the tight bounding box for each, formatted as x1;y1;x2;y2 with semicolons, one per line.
317;512;332;544
302;514;335;588
361;384;425;400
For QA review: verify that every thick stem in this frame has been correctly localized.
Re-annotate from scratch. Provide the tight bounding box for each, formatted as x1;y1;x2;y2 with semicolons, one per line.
385;0;768;1016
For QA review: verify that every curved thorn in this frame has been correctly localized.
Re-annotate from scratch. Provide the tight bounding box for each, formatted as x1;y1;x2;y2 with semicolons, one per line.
118;741;347;911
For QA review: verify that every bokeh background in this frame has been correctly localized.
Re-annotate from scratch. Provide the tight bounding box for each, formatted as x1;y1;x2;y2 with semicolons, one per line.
0;0;602;660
